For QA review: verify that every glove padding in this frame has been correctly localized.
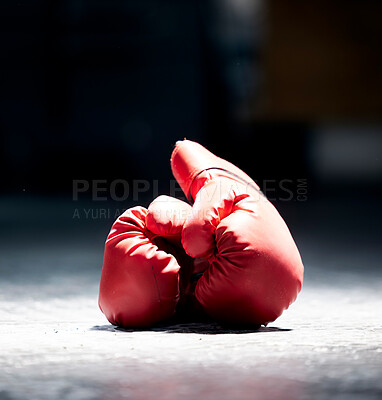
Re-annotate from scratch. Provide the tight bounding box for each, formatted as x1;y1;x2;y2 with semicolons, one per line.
171;140;304;326
99;195;205;328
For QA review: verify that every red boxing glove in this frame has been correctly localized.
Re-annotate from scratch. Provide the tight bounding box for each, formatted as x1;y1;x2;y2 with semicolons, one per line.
171;140;304;326
99;195;199;327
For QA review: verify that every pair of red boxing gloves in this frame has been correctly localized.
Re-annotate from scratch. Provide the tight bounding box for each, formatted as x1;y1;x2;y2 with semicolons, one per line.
99;140;304;327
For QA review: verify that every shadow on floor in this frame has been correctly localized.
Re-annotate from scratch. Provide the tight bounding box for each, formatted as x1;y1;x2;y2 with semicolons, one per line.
90;322;291;335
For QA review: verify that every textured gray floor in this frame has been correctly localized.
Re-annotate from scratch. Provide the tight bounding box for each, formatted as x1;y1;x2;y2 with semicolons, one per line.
0;195;381;400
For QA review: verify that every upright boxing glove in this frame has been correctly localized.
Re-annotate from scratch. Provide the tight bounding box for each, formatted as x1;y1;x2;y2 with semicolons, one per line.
171;140;304;326
99;195;199;327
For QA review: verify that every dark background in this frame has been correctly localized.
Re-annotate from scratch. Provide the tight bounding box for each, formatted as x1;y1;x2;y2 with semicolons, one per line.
1;0;382;270
2;0;381;196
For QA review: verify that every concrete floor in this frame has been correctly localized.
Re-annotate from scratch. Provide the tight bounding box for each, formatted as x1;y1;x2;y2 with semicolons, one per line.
0;195;381;400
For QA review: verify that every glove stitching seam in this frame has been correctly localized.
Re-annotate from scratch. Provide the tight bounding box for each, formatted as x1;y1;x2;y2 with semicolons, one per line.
188;168;265;202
